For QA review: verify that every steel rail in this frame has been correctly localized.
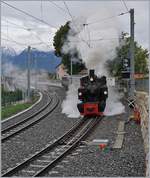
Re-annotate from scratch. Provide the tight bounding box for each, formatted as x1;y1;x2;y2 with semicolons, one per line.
1;117;85;177
2;116;102;177
2;91;51;133
34;118;100;177
2;93;60;142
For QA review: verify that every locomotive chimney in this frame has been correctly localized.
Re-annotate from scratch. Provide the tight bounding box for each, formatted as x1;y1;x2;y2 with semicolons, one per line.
89;69;95;78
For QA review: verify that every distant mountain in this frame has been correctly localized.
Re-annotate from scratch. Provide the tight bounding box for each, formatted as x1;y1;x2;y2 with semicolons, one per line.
2;46;16;57
1;46;16;64
2;47;61;73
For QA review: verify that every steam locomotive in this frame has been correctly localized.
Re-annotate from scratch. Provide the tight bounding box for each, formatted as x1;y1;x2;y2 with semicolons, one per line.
77;69;108;116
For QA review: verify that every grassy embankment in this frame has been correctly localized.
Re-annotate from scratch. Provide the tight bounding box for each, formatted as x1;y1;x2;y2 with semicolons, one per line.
1;96;39;120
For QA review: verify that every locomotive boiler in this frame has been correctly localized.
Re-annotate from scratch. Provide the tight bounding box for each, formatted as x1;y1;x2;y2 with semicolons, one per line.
77;69;108;116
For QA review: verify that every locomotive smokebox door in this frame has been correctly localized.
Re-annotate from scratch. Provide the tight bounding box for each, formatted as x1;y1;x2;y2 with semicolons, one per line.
89;69;95;78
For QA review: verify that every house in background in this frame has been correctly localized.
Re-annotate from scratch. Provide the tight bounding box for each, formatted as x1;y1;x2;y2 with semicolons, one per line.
55;63;68;80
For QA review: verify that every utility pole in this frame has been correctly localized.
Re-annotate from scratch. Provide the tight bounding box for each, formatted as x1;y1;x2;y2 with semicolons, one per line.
129;8;135;100
34;53;38;90
27;46;31;101
70;58;72;84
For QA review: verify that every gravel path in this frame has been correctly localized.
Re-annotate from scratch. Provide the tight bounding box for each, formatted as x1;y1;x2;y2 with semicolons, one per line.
1;86;79;174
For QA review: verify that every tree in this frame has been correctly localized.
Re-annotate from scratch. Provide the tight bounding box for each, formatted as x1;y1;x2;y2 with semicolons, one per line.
53;21;86;74
106;32;149;77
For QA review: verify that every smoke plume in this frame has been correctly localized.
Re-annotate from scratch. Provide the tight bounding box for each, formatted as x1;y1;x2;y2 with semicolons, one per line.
62;8;125;117
2;62;50;92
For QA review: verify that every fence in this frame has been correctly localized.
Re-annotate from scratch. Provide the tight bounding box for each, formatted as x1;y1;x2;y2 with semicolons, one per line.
135;79;149;93
2;89;23;107
115;78;149;93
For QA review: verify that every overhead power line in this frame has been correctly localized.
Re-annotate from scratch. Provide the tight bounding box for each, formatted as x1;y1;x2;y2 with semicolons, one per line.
67;37;120;43
2;38;48;48
2;24;30;30
2;18;53;48
40;0;43;21
121;0;129;12
2;18;52;31
48;0;68;14
2;19;32;30
30;31;53;48
2;38;27;46
87;11;129;25
63;1;91;47
48;0;70;21
63;1;74;21
2;1;56;28
2;33;45;46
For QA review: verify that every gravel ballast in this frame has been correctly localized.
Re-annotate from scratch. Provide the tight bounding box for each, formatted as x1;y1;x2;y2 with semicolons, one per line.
1;86;80;174
2;86;146;177
45;115;145;177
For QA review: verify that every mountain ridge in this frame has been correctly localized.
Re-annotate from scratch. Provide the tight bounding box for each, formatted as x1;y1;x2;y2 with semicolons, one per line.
2;47;61;73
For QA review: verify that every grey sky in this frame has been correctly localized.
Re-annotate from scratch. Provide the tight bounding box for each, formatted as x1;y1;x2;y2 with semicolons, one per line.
1;1;149;52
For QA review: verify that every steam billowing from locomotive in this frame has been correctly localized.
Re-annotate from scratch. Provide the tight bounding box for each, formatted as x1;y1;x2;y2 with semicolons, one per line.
62;9;125;117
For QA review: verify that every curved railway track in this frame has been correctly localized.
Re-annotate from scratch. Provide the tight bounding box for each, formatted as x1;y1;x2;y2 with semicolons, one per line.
2;116;102;177
2;92;60;143
2;91;49;129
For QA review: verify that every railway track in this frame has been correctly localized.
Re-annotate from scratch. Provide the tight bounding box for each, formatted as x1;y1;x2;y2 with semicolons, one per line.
1;92;60;143
2;116;102;177
2;91;49;129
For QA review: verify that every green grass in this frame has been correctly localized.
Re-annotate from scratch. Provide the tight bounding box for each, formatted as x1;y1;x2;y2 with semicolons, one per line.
1;103;33;120
1;93;40;120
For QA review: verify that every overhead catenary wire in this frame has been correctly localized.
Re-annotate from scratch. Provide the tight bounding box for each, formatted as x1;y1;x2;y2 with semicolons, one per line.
2;18;32;30
63;1;74;21
30;30;53;48
48;0;69;19
87;11;129;25
2;24;31;30
1;1;57;28
2;33;46;47
2;1;56;49
2;37;44;46
2;18;52;31
2;18;53;48
120;0;129;12
40;0;43;20
67;37;120;43
2;38;28;47
47;1;70;21
63;1;91;48
62;1;129;46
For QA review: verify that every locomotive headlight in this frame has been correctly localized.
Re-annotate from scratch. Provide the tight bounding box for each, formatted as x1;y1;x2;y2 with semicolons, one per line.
104;91;108;95
90;78;94;81
79;92;82;96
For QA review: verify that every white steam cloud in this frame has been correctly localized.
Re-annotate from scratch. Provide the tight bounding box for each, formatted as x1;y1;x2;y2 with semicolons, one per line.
2;62;50;92
62;8;125;118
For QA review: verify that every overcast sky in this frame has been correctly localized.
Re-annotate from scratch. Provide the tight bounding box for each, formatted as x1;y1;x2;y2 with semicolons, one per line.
1;1;149;53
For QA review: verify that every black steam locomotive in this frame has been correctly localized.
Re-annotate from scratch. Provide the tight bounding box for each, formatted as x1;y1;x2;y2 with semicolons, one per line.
77;69;108;116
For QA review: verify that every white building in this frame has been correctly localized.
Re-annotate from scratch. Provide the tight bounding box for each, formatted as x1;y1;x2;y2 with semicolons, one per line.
55;63;68;80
